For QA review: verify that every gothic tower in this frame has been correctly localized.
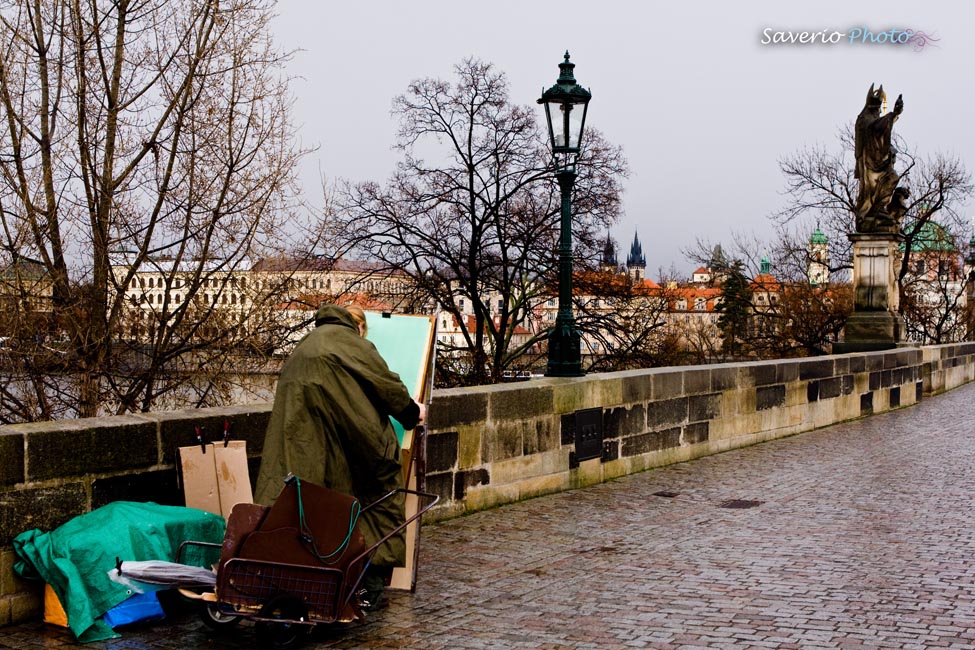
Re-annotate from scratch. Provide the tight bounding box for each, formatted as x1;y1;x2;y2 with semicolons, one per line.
626;231;646;282
600;233;618;274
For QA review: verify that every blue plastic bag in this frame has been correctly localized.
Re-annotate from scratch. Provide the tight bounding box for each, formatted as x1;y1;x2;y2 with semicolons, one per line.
102;591;165;629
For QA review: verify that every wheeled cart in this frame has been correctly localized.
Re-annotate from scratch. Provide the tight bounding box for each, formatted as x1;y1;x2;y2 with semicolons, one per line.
178;476;439;649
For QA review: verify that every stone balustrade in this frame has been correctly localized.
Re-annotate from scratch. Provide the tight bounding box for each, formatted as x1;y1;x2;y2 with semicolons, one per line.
2;343;974;625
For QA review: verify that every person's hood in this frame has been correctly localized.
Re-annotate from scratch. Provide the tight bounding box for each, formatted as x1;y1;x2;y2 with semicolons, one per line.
314;304;357;331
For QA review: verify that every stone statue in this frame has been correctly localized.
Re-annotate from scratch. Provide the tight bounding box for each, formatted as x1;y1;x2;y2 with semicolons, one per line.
854;84;907;234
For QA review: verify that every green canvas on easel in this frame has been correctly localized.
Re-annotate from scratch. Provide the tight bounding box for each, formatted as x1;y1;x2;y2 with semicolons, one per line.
364;311;435;445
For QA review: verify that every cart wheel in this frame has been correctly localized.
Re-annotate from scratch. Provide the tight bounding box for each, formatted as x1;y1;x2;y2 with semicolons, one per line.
199;602;241;630
255;595;309;650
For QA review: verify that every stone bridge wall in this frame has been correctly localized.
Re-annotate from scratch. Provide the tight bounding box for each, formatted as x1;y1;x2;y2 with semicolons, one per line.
2;343;974;624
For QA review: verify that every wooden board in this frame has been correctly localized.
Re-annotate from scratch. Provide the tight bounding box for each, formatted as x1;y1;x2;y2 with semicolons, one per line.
364;311;437;591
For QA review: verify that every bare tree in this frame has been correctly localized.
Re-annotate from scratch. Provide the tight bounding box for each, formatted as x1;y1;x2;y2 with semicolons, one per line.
684;237;853;359
573;269;680;372
0;0;313;421
900;224;970;344
335;58;627;385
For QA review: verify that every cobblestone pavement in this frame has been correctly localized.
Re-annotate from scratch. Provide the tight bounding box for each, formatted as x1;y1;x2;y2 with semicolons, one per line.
4;383;975;649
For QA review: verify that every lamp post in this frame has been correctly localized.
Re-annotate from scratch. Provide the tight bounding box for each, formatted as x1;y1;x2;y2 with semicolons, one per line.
539;51;591;377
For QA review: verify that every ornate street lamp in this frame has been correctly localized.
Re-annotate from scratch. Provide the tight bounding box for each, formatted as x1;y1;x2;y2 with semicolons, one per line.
539;51;591;377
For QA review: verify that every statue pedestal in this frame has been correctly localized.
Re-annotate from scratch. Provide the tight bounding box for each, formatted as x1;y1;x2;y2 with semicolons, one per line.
834;233;904;353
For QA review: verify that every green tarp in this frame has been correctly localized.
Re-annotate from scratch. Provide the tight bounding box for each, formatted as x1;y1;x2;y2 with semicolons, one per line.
13;501;225;642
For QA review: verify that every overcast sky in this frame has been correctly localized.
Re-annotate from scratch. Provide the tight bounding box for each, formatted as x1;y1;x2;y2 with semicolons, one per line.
270;0;972;275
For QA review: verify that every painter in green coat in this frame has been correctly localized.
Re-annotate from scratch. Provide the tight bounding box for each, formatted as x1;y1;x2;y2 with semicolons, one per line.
255;304;424;570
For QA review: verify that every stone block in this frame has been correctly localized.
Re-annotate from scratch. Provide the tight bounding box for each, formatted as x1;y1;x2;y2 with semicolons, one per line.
464;483;519;513
621;428;680;457
9;591;41;624
647;398;688;430
0;432;23;487
550;379;595;414
652;372;683;400
869;372;881;391
807;380;819;403
601;440;619;463
833;356;850;375
560;412;575;446
683;369;711;395
746;364;778;387
891;350;913;368
819;377;842;400
523;418;559;456
1;548;26;597
621;374;653;404
860;392;874;415
0;484;87;546
518;473;569;500
798;359;834;381
602;404;646;439
491;449;567;485
425;472;454;505
427;431;459;473
756;385;786;411
490;385;553;421
457;425;486;469
683;422;710;445
594;375;624;407
92;470;180;509
841;374;855;395
776;362;799;384
865;353;885;371
688;393;720;422
482;421;524;463
889;386;901;408
428;390;487;428
849;355;866;373
785;382;806;407
26;417;157;481
710;367;737;392
454;468;490;500
570;457;603;490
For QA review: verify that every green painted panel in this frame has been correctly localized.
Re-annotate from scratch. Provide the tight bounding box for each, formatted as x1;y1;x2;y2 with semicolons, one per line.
365;312;435;445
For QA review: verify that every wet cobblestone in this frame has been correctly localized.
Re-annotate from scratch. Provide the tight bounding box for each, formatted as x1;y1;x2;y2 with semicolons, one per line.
3;382;975;649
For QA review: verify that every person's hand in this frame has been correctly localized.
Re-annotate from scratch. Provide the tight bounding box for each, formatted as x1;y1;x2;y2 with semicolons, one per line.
417;402;427;424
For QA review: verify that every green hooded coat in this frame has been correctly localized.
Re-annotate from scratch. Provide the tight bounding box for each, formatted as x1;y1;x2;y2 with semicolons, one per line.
254;305;418;567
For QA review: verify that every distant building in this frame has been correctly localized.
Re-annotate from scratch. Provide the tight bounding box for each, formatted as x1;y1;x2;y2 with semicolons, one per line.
808;228;829;286
111;253;416;348
899;221;968;344
691;266;712;285
0;256;53;314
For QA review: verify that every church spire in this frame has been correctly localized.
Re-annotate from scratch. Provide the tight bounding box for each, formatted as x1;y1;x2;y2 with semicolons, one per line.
626;231;646;281
600;232;618;273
